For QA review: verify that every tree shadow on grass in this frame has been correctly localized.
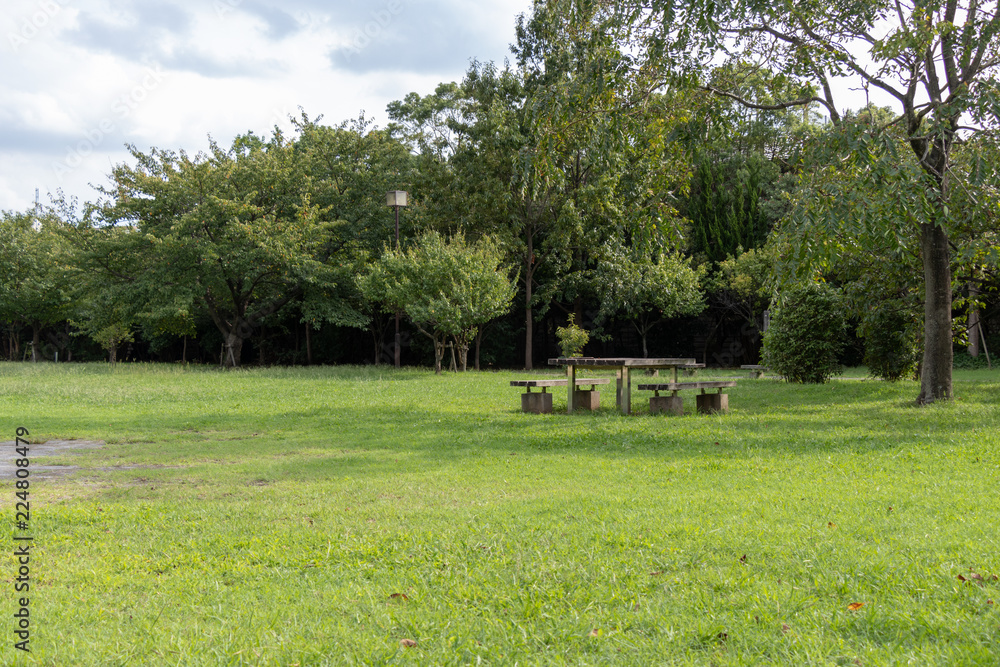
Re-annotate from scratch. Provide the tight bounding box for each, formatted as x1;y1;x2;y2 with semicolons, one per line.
58;374;1000;490
243;379;1000;482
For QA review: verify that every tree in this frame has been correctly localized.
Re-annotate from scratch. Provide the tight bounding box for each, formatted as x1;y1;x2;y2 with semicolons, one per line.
292;114;416;360
86;130;356;367
620;0;1000;403
592;242;706;357
359;232;516;373
0;211;74;361
685;150;784;263
700;246;775;363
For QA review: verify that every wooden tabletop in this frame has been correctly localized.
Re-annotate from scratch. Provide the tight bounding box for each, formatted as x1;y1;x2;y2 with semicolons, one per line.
548;357;702;368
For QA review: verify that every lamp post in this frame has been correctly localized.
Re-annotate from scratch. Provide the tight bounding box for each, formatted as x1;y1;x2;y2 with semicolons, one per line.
386;191;408;368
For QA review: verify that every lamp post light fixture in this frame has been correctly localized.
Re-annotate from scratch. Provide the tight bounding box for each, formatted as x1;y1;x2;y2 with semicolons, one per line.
386;191;408;367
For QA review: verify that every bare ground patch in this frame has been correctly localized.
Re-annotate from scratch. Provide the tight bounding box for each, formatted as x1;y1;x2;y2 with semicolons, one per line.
0;439;105;479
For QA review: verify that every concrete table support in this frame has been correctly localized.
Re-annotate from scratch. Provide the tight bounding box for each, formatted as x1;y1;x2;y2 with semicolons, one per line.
696;390;729;414
511;377;609;414
650;394;684;415
522;391;553;414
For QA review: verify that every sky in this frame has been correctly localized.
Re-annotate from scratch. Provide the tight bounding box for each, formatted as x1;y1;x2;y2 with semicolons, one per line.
0;0;535;212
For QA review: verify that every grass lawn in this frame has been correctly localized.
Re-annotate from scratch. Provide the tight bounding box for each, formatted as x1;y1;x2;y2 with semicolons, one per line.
2;362;1000;665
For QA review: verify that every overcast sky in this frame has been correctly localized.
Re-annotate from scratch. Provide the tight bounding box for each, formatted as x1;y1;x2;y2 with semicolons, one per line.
0;0;534;212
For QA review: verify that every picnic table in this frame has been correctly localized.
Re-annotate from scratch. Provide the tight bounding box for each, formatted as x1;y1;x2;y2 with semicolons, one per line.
547;357;704;415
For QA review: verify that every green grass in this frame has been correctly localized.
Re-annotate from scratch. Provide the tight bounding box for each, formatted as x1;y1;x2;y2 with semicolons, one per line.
3;362;1000;665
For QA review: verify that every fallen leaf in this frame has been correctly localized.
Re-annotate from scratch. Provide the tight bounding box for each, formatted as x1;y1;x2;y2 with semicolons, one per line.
388;593;409;601
828;522;837;529
847;602;864;611
740;554;747;564
649;570;664;576
887;507;893;512
988;599;994;605
399;638;417;648
958;574;967;582
589;628;600;637
717;632;728;642
971;573;984;582
781;623;790;634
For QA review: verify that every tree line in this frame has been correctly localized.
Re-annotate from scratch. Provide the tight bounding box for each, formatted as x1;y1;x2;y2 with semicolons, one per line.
1;0;998;403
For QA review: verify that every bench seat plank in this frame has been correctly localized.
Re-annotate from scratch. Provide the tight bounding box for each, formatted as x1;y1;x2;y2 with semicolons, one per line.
511;378;611;388
637;381;737;392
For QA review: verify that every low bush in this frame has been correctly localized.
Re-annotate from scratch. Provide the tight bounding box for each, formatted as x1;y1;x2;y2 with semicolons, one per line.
859;305;921;381
762;282;846;383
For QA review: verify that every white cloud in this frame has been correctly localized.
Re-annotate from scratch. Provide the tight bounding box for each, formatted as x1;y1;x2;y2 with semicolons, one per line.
0;0;533;211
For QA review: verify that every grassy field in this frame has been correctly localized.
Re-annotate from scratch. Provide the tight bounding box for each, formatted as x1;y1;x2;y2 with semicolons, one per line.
2;362;1000;666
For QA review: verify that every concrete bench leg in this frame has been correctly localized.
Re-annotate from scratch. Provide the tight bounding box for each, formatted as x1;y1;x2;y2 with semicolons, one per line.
573;389;600;411
696;391;728;414
650;395;683;416
522;392;553;414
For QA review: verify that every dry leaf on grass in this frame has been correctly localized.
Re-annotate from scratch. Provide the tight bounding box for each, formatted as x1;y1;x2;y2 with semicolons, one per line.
388;593;409;601
400;639;417;648
589;628;600;637
847;602;864;611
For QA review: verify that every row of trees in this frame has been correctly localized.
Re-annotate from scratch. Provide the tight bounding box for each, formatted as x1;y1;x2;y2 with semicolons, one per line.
2;0;999;404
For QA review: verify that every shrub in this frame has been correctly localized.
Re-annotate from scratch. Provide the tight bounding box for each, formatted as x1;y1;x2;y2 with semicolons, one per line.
762;282;846;383
556;315;590;357
859;305;920;381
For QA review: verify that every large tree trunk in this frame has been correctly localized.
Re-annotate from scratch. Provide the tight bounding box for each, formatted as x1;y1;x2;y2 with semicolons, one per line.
223;331;245;368
917;222;953;404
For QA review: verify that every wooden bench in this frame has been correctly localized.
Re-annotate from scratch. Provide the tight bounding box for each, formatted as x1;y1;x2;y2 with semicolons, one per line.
510;378;610;414
740;365;767;378
637;380;738;415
